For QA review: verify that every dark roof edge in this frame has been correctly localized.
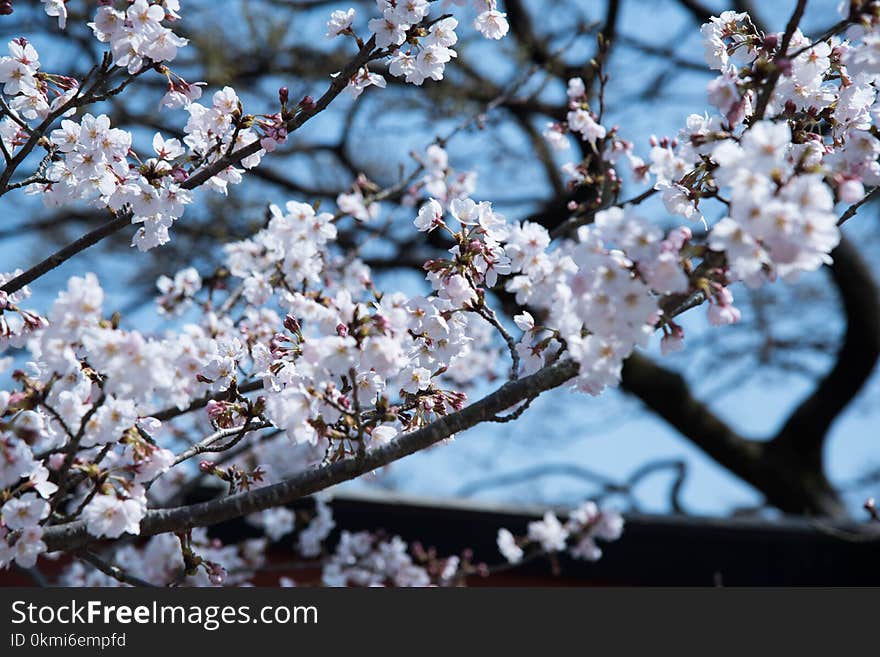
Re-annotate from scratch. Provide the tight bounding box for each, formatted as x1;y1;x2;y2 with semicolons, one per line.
328;487;880;538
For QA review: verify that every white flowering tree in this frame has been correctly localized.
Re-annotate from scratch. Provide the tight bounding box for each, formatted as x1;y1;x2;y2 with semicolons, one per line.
0;0;877;586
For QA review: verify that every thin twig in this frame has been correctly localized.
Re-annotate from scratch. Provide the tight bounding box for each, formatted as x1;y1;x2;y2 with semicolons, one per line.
76;550;157;587
751;0;808;121
171;418;272;467
550;187;657;240
837;186;880;226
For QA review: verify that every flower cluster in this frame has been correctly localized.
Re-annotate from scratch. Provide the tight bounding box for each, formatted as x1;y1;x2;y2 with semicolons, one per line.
0;493;48;568
0;10;276;253
89;0;187;74
641;10;880;306
388;16;458;87
0;271;45;351
497;502;624;564
708;121;839;285
30;113;193;251
329;0;509;94
322;531;433;587
181;86;267;191
0;269;217;561
29;82;279;251
501;211;684;389
156;266;202;316
59;528;265;587
536;6;880;360
546;77;649;214
53;494;542;587
403;144;477;207
0;38;77;126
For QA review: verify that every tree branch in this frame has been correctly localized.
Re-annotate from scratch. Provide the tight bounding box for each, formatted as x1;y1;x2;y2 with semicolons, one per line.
771;237;880;460
43;359;581;552
620;352;764;482
1;37;380;297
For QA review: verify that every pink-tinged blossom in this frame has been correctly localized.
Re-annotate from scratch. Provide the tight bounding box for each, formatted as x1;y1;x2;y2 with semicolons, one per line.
41;0;68;29
368;9;409;48
659;182;702;223
1;493;49;530
0;39;39;96
346;67;386;98
12;526;46;568
567;77;586;100
514;312;535;332
132;447;175;484
415;198;444;232
567;109;607;147
326;8;355;38
474;10;509;40
89;0;187;72
248;507;295;542
497;528;523;564
83;493;146;539
527;512;569;552
371;425;398;446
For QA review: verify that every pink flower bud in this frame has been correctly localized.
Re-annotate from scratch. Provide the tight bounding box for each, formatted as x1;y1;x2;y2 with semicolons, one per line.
373;314;390;333
206;399;222;416
715;285;734;306
283;315;301;334
776;57;793;77
207;562;227;585
708;302;741;326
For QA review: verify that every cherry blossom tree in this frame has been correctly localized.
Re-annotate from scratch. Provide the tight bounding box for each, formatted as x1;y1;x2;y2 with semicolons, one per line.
0;0;878;585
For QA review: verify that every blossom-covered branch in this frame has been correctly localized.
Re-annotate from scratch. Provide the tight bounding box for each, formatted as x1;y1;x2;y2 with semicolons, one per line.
2;0;880;586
